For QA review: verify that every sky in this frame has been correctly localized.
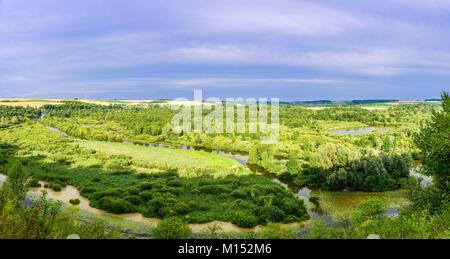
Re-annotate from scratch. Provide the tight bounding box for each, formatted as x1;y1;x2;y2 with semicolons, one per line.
0;0;449;101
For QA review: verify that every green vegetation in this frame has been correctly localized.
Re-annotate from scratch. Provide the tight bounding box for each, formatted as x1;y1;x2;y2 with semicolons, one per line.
299;93;450;239
296;153;412;191
312;189;409;217
36;101;435;191
258;223;296;239
415;92;450;192
0;160;112;239
0;106;39;128
0;95;448;239
77;140;249;177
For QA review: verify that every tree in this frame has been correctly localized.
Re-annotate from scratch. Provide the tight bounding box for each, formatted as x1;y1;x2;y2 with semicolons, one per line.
415;92;450;192
152;217;192;239
286;155;300;175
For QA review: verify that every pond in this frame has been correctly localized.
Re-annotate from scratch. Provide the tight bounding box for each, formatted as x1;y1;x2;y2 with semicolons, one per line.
332;127;390;135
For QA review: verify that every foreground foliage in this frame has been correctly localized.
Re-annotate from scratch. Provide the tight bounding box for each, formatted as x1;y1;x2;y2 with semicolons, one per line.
0;160;112;239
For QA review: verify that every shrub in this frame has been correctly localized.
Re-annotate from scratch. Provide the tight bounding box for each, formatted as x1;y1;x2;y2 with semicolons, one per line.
172;202;192;215
138;181;153;190
304;219;343;239
69;199;81;205
351;199;386;224
29;178;41;188
199;185;231;195
258;223;296;239
167;179;183;187
138;191;153;201
152;217;192;239
51;183;63;192
104;160;123;170
252;206;286;224
96;197;135;214
231;189;249;199
80;186;96;195
124;195;143;205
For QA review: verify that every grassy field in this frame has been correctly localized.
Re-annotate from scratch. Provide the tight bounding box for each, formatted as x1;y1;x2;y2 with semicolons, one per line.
76;140;250;177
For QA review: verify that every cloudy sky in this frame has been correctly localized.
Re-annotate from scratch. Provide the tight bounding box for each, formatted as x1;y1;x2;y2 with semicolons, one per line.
0;0;449;100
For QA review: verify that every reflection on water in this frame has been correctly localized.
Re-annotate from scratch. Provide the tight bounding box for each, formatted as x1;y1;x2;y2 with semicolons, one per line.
332;127;390;135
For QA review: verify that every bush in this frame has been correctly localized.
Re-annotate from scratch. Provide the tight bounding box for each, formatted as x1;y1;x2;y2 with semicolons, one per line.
29;178;41;188
304;219;343;239
199;185;231;195
80;186;96;195
152;217;192;239
138;191;153;201
252;206;286;224
231;189;249;199
258;223;296;239
167;179;183;187
51;183;63;192
138;181;153;190
69;199;81;205
96;197;135;214
124;195;143;205
104;160;123;170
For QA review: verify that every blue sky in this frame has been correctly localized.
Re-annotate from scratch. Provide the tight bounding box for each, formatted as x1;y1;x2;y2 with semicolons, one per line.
0;0;449;101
